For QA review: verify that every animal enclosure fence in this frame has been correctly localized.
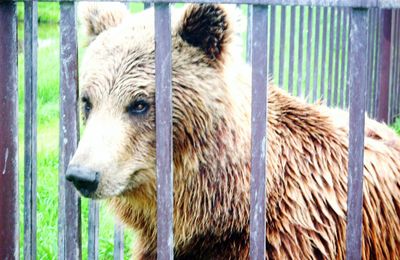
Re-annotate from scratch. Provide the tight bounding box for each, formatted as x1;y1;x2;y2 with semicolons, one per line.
0;0;400;259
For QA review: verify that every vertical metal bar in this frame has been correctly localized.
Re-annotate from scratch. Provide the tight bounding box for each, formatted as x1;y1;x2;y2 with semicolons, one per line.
388;10;396;123
144;3;152;9
250;5;268;260
155;3;173;260
344;9;351;108
327;7;336;106
247;5;253;64
367;9;374;115
297;6;304;97
278;5;286;87
339;9;349;108
305;6;313;100
312;7;321;102
377;9;392;123
333;8;342;106
88;201;99;260
114;223;124;260
24;1;38;260
394;10;399;121
345;7;368;260
58;2;81;259
395;11;400;119
320;7;328;100
369;9;378;115
269;5;276;79
366;9;374;114
288;6;296;94
373;9;381;119
0;2;19;259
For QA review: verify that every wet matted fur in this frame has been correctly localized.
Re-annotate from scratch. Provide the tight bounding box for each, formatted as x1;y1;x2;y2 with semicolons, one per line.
68;3;400;259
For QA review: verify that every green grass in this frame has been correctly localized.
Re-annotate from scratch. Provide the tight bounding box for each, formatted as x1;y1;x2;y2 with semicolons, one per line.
17;2;144;259
17;2;60;23
16;3;400;259
393;118;400;135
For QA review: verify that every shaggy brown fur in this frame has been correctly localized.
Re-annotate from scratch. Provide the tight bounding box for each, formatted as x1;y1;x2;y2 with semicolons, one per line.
69;3;400;259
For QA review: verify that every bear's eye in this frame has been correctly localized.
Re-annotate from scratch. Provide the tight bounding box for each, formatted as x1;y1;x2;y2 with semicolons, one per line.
81;96;92;119
126;100;149;116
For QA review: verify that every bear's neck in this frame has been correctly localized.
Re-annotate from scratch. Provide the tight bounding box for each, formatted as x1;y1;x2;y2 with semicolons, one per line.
109;85;345;258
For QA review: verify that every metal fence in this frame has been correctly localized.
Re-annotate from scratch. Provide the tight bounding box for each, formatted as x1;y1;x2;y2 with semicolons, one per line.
0;0;400;259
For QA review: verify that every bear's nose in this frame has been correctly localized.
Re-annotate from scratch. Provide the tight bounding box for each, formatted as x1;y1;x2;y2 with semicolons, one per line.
66;166;99;197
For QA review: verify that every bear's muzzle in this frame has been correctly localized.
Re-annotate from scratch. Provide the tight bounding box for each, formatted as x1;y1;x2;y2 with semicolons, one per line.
66;166;100;198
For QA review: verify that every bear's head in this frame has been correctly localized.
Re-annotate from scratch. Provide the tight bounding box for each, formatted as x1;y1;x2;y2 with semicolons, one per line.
66;3;242;199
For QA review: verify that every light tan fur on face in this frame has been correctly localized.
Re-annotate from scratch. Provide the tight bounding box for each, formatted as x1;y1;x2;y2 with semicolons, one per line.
71;3;400;259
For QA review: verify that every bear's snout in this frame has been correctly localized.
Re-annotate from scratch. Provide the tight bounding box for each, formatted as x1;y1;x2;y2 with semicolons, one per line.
66;166;100;198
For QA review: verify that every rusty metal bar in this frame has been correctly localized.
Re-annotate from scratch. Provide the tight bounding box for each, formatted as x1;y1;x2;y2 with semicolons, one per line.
312;6;321;102
24;1;38;259
58;2;82;259
297;6;305;97
88;200;99;260
376;9;392;123
345;7;368;260
114;223;124;260
250;4;268;260
305;6;313;100
155;3;173;260
320;7;328;99
0;2;19;259
278;5;286;86
288;6;296;94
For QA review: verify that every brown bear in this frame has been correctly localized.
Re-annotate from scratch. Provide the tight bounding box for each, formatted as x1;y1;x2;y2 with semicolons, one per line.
65;3;400;259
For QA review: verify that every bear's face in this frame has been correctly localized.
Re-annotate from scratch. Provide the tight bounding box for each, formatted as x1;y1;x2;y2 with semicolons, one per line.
66;3;234;199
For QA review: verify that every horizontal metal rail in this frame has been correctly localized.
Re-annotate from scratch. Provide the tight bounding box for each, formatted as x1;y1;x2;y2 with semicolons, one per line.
2;0;400;8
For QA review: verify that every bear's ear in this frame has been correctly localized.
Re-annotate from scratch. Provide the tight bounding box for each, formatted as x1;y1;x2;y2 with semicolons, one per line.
176;4;233;65
79;2;130;42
